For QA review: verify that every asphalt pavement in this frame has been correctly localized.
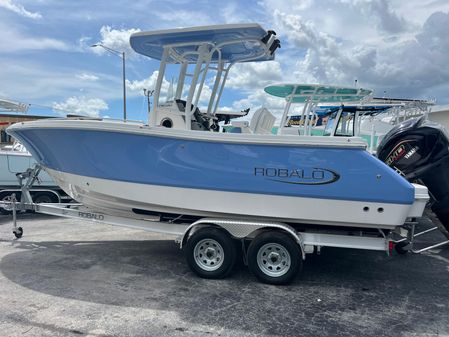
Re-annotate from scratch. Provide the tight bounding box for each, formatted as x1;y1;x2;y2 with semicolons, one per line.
0;213;448;337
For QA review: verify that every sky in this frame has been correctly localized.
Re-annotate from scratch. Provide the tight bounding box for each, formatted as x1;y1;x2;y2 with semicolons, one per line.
0;0;449;121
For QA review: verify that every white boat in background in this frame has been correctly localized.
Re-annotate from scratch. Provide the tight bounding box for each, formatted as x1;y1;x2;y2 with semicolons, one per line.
428;104;449;131
0;141;55;187
0;141;67;209
262;83;434;152
0;98;29;113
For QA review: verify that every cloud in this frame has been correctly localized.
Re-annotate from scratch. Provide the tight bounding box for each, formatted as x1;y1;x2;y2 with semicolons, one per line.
52;96;108;117
341;0;408;33
270;8;449;101
0;58;122;105
0;0;42;19
126;70;214;108
126;71;161;92
126;71;171;101
230;88;285;121
226;61;284;91
92;26;141;56
76;73;99;81
0;21;69;52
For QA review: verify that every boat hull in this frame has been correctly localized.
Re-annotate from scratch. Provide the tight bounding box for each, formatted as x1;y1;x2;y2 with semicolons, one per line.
7;119;424;229
47;168;419;229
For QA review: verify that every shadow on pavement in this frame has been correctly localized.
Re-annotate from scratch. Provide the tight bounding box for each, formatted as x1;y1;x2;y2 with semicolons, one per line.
1;235;449;336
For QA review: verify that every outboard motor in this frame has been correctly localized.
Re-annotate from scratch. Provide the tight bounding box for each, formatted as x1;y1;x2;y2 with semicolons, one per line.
377;116;449;231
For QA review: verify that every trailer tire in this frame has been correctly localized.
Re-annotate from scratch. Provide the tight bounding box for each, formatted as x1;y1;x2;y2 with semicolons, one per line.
184;227;237;279
395;241;409;255
33;192;55;204
13;227;23;239
0;193;17;215
248;231;302;285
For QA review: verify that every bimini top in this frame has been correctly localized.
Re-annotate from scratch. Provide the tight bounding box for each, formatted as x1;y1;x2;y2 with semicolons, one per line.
130;23;278;63
0;99;29;113
264;84;373;103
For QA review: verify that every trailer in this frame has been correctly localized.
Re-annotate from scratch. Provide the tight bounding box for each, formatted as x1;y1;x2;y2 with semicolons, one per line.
0;163;70;214
1;165;449;285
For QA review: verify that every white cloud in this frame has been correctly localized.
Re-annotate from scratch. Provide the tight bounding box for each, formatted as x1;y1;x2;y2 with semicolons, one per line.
76;73;99;81
126;71;170;101
52;96;108;117
126;70;213;105
269;7;449;102
389;0;449;26
126;71;161;92
0;21;69;52
230;89;285;121
340;0;408;33
0;0;42;19
0;58;122;104
92;26;141;56
220;2;251;24
226;61;284;91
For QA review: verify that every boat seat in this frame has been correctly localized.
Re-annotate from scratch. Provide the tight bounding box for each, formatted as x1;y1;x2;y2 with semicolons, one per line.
249;108;276;134
175;99;210;130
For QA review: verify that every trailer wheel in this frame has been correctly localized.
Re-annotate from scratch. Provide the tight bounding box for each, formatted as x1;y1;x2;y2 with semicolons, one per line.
185;227;237;279
13;227;23;239
0;193;16;215
33;192;55;204
395;241;409;255
248;231;302;285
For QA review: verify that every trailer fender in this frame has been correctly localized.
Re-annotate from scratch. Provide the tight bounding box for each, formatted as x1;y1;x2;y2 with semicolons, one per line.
180;218;305;259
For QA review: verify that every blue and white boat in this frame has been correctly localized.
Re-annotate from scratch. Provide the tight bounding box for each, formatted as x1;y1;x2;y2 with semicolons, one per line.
7;24;428;229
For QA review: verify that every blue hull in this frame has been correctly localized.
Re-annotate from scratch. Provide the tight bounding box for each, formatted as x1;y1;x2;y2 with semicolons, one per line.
8;126;414;205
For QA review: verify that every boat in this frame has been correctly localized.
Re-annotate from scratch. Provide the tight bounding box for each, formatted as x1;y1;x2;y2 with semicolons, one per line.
263;84;433;151
3;23;436;285
0;141;54;188
260;83;449;232
428;104;449;130
0;141;68;211
6;24;427;230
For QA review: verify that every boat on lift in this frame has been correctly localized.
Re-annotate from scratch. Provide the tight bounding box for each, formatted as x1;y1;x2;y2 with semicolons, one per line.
7;24;427;230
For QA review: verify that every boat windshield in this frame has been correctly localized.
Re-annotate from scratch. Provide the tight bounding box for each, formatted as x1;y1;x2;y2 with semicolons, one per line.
323;117;334;136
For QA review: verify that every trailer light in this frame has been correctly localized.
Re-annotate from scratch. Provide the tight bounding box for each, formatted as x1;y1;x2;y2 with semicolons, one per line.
388;241;395;255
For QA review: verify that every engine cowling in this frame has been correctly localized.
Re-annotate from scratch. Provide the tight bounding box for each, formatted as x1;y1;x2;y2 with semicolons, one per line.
377;117;449;230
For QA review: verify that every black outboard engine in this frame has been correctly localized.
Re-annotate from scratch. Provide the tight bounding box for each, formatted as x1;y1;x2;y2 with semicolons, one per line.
377;116;449;231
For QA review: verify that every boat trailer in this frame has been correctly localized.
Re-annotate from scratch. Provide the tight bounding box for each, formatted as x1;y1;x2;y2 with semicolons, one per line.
1;165;449;284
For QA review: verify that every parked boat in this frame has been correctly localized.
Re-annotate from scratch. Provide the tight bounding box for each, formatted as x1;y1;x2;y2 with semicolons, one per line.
0;141;67;212
3;23;437;284
262;83;449;231
264;84;433;151
6;24;427;229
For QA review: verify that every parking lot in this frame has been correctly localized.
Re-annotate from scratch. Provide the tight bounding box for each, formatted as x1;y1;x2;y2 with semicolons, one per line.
0;213;448;337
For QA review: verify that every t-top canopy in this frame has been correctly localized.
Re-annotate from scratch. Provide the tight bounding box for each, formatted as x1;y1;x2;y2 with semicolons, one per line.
130;23;277;64
0;99;29;113
264;84;373;103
